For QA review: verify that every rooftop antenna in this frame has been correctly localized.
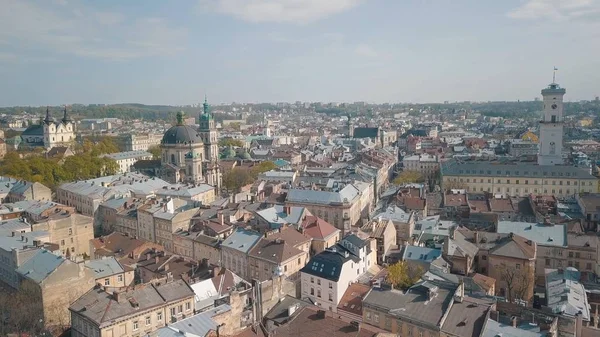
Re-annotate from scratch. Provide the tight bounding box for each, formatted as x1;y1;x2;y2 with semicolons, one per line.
553;67;558;84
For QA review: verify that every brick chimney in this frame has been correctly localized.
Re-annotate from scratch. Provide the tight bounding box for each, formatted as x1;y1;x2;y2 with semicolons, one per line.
217;210;225;227
511;316;518;328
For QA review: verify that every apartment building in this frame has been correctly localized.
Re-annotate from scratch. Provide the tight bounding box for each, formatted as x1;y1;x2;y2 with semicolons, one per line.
220;228;262;280
361;217;396;264
17;249;96;328
402;154;440;177
363;281;493;337
300;215;341;255
286;181;373;232
248;226;311;281
103;150;153;173
84;256;135;290
441;160;598;198
119;133;162;151
56;173;170;216
373;205;415;245
5;180;52;203
69;279;194;337
459;229;537;303
29;211;95;258
300;234;376;312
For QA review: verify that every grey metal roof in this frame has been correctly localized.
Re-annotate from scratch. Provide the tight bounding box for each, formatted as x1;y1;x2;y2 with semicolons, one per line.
256;205;306;228
545;268;590;321
441;159;596;180
481;318;545;337
287;184;360;205
84;257;125;278
69;279;194;328
161;125;203;145
21;124;44;136
104;150;152;160
157;304;231;337
16;249;65;283
221;228;262;254
496;221;567;247
363;280;457;330
402;246;442;263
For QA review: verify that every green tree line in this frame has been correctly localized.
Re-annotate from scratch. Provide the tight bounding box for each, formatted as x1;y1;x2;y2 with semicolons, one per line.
0;138;120;189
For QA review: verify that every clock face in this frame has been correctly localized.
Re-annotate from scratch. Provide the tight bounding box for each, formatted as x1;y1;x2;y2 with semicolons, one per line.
551;104;558;109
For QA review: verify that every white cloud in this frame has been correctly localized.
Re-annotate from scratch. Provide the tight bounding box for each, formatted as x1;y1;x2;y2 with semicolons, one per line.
354;44;379;58
200;0;363;24
0;0;188;61
508;0;600;21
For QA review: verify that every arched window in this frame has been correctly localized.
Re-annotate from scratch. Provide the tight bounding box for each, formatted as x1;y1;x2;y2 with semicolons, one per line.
549;142;556;155
171;154;176;164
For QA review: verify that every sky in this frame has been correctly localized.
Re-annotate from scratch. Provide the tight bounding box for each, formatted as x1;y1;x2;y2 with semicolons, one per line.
1;0;599;106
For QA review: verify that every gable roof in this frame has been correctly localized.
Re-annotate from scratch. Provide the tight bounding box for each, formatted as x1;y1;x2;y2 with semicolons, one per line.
300;215;339;240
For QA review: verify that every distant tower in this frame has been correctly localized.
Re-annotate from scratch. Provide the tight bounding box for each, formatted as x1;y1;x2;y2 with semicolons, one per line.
198;95;222;191
538;69;565;166
347;114;354;138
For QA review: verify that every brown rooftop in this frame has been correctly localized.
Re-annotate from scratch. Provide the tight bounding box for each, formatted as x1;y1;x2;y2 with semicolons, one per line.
337;283;370;317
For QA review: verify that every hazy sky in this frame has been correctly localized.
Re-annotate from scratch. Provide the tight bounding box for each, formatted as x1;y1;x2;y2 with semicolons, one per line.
1;0;599;106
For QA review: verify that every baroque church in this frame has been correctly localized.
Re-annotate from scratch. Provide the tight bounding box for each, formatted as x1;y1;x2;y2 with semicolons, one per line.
21;106;76;149
159;97;222;190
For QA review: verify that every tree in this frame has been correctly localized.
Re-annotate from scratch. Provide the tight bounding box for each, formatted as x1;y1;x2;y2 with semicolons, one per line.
219;138;244;147
250;161;277;178
443;179;468;190
222;168;253;193
147;145;161;159
497;263;534;303
393;170;424;185
386;261;424;290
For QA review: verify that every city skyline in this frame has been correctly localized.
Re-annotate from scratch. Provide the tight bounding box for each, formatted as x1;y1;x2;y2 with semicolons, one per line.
1;0;600;106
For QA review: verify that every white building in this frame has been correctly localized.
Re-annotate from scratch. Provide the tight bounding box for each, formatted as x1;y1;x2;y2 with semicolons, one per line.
509;139;538;157
103;150;153;173
402;153;440;176
121;133;163;151
538;79;565;165
300;234;376;312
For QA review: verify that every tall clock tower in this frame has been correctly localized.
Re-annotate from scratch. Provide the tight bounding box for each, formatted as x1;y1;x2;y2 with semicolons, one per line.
537;80;566;166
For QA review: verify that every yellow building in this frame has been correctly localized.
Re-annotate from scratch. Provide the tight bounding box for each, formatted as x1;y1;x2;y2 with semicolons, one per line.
520;130;539;143
441;160;599;198
69;279;194;337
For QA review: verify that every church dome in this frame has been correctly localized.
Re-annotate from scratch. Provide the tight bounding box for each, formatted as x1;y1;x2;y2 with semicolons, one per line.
162;112;203;145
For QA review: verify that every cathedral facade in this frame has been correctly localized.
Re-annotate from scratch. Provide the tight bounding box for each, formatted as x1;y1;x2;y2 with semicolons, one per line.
159;98;222;191
21;107;76;149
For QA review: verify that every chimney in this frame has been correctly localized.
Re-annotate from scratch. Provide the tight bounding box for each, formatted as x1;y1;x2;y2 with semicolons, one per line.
473;231;479;244
511;316;517;328
454;280;464;303
146;253;151;261
212;266;221;277
284;205;291;215
217;210;225;227
155;256;159;264
113;291;126;304
449;226;456;240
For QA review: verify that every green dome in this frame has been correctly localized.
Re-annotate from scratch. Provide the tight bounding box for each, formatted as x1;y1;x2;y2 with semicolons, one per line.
221;146;236;159
238;150;252;160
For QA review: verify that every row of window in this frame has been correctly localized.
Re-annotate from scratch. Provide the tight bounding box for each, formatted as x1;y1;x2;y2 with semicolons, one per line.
103;274;124;286
364;311;425;336
545;259;593;270
309;277;333;288
458;177;592;186
309;287;333;301
464;185;592;195
457;169;578;177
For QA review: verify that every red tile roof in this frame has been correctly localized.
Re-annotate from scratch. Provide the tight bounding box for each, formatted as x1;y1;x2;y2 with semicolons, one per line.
300;216;339;240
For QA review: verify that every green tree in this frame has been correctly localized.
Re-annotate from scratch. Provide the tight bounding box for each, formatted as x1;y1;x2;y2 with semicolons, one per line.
222;168;253;193
147;146;161;159
393;170;424;185
386;261;424;290
250;161;277;178
219;138;244;147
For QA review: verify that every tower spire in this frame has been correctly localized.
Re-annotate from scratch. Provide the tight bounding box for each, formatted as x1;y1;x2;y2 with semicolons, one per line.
553;67;558;84
62;105;72;124
44;106;53;124
203;94;209;115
